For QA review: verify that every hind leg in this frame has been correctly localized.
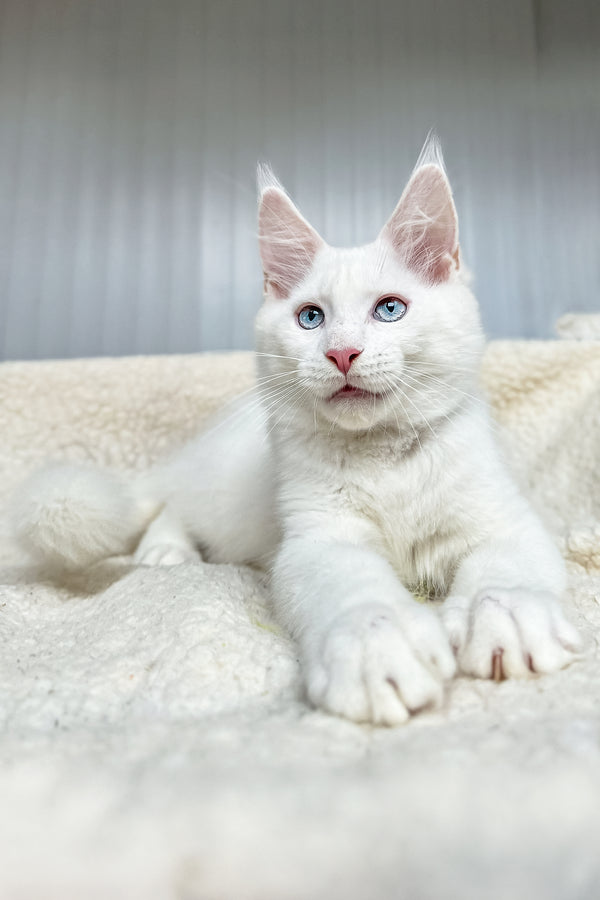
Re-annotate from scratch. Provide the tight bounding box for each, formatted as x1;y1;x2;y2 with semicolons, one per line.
133;506;201;566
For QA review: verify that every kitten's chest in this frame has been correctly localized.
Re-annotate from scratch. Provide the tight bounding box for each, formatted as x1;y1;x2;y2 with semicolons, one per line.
336;451;473;592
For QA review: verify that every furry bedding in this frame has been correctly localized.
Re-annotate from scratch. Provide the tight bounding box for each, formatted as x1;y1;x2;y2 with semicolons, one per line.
1;338;600;900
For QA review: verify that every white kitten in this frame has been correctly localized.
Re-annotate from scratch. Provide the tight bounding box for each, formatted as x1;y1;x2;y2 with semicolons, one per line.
13;137;581;725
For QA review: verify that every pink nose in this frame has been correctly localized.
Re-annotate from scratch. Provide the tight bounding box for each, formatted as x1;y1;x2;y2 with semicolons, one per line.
325;347;362;375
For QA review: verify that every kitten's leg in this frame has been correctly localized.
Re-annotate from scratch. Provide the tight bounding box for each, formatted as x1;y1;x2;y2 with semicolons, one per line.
133;506;201;566
442;516;582;679
138;398;278;567
273;519;456;726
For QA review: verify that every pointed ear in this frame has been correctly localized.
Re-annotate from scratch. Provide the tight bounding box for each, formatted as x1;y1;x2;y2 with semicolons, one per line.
381;163;460;284
258;173;324;299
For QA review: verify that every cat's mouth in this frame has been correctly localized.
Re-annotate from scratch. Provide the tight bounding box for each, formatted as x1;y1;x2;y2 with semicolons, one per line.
328;384;380;402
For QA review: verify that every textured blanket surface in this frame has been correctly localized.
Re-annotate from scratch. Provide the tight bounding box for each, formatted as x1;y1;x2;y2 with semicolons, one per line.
1;343;600;900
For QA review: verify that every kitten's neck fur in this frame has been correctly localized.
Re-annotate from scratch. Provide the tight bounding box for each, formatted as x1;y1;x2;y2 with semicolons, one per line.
266;388;483;483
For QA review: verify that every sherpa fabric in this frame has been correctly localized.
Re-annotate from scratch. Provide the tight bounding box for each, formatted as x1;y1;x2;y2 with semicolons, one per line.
1;341;599;900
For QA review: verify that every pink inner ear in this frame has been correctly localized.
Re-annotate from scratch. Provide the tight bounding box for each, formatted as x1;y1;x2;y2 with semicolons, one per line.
383;165;459;284
259;188;323;298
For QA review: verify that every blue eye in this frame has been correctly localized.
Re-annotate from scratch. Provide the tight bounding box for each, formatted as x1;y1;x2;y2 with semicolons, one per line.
298;305;324;330
373;296;408;322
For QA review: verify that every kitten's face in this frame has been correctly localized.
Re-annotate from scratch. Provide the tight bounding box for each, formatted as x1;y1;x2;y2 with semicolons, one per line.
255;142;484;435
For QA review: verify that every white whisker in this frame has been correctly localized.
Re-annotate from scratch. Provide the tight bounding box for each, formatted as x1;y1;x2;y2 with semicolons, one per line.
380;372;423;451
256;352;304;362
405;371;485;408
389;374;437;439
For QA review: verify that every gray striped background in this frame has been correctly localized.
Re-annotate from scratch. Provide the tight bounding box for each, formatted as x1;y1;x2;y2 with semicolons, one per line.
0;0;598;360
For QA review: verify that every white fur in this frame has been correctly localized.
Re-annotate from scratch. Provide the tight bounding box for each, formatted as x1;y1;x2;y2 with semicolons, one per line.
12;464;158;571
12;139;582;723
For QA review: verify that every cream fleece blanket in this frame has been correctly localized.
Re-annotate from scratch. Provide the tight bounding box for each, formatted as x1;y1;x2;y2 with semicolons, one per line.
1;336;600;900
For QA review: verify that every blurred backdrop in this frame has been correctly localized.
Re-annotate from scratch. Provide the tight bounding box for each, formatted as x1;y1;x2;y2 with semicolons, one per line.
0;0;598;360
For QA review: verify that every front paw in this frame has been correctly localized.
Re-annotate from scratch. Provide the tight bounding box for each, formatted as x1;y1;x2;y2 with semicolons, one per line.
134;543;201;566
304;603;456;726
442;589;582;679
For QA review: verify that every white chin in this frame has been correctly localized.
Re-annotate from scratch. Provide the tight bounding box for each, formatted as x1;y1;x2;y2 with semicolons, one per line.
320;396;383;431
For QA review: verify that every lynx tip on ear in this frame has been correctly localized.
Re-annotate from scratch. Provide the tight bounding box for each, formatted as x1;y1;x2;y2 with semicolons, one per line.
413;130;446;174
257;162;286;197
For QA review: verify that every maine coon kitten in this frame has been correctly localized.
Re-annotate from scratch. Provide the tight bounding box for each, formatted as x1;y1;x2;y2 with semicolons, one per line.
14;138;581;725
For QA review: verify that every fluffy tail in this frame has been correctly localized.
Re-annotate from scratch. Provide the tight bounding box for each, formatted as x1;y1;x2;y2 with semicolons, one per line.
11;463;159;572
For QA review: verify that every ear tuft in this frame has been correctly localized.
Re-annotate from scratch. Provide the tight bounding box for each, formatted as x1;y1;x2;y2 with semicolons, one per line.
257;168;324;298
413;129;446;172
381;138;460;284
257;162;285;196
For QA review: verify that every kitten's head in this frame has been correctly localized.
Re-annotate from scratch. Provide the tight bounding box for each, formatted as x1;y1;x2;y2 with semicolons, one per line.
254;137;484;436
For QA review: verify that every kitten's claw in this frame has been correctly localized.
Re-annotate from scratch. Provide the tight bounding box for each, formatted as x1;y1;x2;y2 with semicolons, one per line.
304;603;455;726
134;543;201;566
442;589;583;679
